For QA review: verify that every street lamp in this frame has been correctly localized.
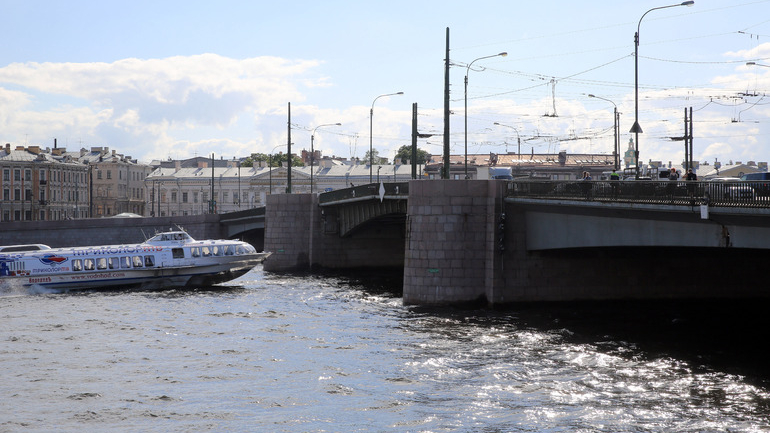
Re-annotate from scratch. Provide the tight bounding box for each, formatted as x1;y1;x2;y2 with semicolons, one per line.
465;52;507;179
494;122;520;161
588;94;620;170
747;62;770;68
632;1;694;179
310;122;341;193
370;92;404;183
268;144;284;196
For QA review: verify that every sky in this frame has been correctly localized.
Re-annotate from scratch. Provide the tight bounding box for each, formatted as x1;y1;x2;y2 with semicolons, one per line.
1;0;770;169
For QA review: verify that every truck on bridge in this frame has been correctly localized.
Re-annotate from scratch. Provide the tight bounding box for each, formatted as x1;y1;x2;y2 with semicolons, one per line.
478;166;513;180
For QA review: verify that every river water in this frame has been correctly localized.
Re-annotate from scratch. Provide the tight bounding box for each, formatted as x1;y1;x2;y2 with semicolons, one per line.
2;268;769;432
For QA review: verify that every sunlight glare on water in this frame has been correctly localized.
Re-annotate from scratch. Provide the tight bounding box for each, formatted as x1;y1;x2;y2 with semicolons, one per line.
1;268;769;432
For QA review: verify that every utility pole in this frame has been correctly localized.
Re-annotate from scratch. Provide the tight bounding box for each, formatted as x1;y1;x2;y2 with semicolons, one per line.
210;153;215;213
287;102;292;194
443;27;450;180
411;103;418;180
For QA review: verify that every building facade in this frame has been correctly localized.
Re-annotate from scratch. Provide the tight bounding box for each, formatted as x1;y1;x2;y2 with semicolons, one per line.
0;145;89;222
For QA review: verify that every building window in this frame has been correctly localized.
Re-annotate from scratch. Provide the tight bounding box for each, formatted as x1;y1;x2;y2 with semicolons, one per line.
3;189;8;201
3;169;9;181
14;189;20;201
182;192;188;203
106;170;112;179
14;169;20;181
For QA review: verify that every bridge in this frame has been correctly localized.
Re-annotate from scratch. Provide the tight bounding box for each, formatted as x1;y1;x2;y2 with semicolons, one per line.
264;179;770;305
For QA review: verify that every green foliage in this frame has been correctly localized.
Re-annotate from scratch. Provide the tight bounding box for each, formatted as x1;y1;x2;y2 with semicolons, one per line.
364;149;382;165
246;152;303;167
394;145;429;165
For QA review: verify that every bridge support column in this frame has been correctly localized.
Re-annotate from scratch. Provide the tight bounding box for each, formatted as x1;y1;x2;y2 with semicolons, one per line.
403;180;506;306
263;193;318;272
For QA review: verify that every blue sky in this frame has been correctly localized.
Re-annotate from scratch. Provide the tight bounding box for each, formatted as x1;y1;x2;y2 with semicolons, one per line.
1;0;770;169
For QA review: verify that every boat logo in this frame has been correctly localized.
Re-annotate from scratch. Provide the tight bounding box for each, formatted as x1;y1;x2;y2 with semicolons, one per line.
39;254;68;266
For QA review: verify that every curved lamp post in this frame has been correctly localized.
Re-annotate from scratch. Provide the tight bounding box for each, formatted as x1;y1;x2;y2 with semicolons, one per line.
632;1;694;179
465;52;507;179
370;92;404;183
747;62;770;68
588;94;620;170
493;121;520;160
310;122;341;193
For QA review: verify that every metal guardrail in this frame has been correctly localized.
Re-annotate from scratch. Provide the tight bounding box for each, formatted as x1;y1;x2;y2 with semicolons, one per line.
319;182;409;205
505;179;770;208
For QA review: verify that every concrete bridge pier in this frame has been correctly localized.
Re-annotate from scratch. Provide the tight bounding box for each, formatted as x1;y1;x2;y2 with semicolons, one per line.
402;180;507;305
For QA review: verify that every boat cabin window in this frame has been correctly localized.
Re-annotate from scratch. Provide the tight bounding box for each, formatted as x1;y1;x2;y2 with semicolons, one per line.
97;258;107;270
172;248;185;259
133;256;143;267
108;257;119;269
144;255;155;267
84;259;95;271
72;259;82;272
224;245;234;256
191;247;200;257
212;246;222;256
201;246;211;257
120;257;131;269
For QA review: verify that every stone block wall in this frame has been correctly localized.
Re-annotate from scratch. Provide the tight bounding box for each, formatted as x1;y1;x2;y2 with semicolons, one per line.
263;193;315;272
0;214;223;248
263;193;405;272
402;180;505;305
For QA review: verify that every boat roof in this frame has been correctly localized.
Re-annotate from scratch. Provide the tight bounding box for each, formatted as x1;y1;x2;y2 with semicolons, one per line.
0;244;52;252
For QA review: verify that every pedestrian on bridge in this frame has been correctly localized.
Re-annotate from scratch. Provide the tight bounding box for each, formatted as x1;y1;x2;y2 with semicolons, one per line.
685;168;698;200
667;168;680;202
609;169;620;199
581;171;592;200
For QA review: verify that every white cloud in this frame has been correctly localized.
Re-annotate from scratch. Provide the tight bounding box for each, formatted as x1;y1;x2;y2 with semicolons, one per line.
0;54;327;161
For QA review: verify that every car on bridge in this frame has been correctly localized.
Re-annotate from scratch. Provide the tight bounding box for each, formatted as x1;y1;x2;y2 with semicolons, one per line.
706;177;755;201
741;172;770;197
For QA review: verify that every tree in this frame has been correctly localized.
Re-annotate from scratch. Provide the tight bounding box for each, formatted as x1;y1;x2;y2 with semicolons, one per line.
394;145;430;165
364;148;383;165
244;152;303;167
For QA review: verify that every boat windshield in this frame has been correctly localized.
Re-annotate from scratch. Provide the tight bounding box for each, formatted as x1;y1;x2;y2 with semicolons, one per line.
147;232;194;243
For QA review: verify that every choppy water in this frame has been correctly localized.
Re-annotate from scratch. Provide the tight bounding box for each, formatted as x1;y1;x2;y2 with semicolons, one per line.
2;268;770;432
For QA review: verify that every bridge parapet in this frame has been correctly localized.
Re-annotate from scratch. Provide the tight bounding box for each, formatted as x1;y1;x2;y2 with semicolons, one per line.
319;182;409;205
507;179;770;208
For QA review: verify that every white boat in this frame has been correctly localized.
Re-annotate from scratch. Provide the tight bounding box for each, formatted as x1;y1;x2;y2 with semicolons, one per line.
0;230;271;292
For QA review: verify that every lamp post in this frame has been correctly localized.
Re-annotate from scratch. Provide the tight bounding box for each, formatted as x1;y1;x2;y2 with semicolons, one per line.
747;62;770;68
268;144;284;196
493;121;520;158
633;1;694;179
465;52;507;179
588;94;620;170
310;122;341;193
370;92;404;183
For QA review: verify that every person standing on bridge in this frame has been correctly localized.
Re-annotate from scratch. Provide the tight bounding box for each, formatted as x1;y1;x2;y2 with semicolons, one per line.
684;168;697;200
609;169;620;199
581;171;592;200
667;168;680;202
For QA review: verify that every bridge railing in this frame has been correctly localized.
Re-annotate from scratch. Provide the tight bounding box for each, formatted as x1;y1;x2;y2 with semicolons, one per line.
506;179;770;208
319;182;410;205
